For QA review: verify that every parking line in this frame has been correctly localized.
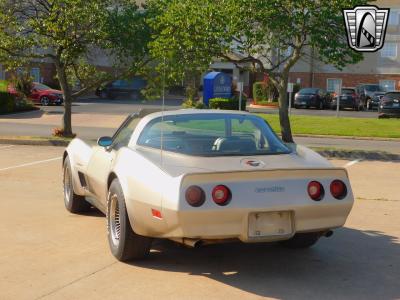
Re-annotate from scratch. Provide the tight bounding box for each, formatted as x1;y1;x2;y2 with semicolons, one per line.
0;145;15;150
0;157;62;172
344;159;362;168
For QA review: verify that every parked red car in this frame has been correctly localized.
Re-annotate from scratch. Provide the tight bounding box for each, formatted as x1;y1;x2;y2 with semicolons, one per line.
8;82;63;106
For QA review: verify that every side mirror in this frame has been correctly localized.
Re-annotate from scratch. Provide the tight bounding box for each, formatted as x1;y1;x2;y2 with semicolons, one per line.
97;136;113;148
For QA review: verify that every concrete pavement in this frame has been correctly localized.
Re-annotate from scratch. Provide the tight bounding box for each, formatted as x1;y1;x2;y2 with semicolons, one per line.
0;145;399;299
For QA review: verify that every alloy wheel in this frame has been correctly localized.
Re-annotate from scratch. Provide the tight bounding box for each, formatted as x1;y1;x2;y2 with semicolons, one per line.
109;194;121;247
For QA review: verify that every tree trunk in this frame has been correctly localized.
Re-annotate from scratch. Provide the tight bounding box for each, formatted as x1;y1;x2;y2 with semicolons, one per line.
54;60;73;137
277;76;294;143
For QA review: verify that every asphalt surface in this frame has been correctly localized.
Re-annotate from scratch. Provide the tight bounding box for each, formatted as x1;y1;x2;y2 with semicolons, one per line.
39;97;379;118
0;145;399;299
1;97;398;155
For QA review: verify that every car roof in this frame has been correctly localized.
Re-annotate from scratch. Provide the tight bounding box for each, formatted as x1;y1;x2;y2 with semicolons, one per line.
134;108;252;120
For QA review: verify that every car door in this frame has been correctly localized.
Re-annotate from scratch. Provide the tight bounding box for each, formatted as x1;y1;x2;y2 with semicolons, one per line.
86;115;140;206
30;87;41;103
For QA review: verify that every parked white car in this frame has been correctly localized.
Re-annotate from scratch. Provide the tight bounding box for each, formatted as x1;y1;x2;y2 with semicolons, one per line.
63;109;353;261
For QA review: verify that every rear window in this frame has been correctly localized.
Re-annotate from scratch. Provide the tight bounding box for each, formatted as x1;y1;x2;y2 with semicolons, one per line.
137;114;291;156
299;88;318;94
341;89;355;95
384;93;400;100
364;85;384;92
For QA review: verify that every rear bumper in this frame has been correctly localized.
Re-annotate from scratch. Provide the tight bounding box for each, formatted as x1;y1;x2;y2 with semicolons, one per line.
158;198;353;243
379;107;400;117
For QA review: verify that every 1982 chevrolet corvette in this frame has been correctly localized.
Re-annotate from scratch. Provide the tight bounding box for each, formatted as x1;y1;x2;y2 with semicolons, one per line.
63;109;353;261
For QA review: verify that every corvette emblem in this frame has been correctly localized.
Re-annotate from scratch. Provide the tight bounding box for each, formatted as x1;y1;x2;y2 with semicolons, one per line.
343;5;389;52
241;158;265;168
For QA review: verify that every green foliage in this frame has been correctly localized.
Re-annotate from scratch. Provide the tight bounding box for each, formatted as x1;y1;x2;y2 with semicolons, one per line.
0;91;15;114
253;81;278;103
13;72;33;98
182;99;206;109
253;82;268;102
209;96;246;111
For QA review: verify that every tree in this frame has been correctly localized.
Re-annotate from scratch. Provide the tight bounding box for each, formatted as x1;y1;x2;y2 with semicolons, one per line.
148;0;367;142
0;0;151;136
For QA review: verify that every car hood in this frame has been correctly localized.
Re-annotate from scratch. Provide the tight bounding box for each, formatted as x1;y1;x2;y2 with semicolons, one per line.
136;144;332;177
41;89;63;95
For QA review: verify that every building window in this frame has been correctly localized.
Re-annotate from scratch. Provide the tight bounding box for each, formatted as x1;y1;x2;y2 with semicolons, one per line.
381;43;397;58
30;68;41;82
389;10;399;26
379;80;396;92
327;78;342;92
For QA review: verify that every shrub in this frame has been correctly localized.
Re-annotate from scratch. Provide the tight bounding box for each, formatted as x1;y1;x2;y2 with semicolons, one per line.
209;96;246;111
0;91;16;114
253;81;278;103
13;72;33;98
182;98;206;109
253;82;268;102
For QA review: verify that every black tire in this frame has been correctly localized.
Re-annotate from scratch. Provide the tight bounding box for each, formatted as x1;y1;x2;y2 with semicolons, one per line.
107;179;152;261
280;232;322;249
63;157;91;213
40;96;50;106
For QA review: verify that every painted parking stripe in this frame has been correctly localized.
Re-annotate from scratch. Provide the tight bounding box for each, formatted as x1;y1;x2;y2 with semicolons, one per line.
0;157;61;172
344;159;362;168
0;145;15;150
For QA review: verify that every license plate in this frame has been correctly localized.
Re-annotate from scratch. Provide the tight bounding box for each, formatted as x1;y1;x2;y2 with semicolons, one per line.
301;102;306;104
393;103;399;108
248;211;293;238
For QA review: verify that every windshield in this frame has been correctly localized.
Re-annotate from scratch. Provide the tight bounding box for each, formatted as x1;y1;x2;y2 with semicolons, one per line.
34;83;51;90
364;85;383;92
137;114;291;156
299;88;318;95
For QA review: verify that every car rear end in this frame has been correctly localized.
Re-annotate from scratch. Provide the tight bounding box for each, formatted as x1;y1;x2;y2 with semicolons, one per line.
379;92;400;118
294;88;319;108
162;168;353;243
331;88;357;109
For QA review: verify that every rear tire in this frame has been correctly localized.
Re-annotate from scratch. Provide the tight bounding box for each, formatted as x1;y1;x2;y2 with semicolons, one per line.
107;179;152;261
280;232;322;249
40;96;50;106
63;157;91;213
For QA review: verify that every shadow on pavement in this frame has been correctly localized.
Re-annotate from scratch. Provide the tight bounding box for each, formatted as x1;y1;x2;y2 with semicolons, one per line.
0;109;44;119
133;228;400;299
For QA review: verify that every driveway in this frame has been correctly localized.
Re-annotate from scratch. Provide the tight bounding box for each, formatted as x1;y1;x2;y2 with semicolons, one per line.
0;145;399;299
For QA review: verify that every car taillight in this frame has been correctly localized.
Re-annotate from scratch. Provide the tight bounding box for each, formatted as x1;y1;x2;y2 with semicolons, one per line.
212;185;231;206
330;180;347;199
185;185;205;207
308;181;324;201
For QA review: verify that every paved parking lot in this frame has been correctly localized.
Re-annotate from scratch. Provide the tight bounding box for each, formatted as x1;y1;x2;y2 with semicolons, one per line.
0;145;399;300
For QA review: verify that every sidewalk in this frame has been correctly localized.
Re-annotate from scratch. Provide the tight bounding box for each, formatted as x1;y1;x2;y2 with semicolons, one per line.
0;110;126;129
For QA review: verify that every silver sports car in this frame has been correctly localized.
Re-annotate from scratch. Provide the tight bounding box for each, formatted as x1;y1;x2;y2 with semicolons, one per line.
63;109;353;261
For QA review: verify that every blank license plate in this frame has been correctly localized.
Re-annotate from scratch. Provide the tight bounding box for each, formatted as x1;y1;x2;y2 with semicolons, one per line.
248;211;293;238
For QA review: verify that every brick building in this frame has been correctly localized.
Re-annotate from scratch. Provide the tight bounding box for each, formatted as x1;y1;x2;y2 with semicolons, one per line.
289;0;400;92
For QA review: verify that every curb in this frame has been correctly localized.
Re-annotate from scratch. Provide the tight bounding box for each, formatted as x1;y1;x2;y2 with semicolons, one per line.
313;148;400;162
0;138;70;147
293;134;400;142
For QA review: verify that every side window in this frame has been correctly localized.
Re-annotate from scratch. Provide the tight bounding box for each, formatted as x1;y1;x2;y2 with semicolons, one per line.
112;117;140;149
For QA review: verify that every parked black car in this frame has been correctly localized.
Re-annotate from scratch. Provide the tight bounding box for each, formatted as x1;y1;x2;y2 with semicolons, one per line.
294;88;330;109
96;77;147;100
370;91;386;110
330;87;359;110
355;84;386;110
378;92;400;118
